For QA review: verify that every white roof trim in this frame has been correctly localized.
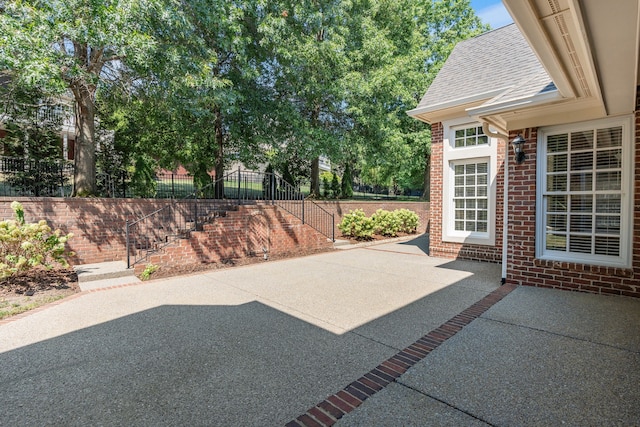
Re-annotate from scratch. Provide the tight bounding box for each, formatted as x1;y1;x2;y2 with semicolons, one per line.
407;88;507;117
466;89;563;117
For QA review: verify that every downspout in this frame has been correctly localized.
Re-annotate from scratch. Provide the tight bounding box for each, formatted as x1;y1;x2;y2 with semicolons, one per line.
481;122;509;284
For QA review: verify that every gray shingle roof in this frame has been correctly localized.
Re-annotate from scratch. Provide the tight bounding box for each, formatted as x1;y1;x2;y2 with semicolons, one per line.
414;24;554;112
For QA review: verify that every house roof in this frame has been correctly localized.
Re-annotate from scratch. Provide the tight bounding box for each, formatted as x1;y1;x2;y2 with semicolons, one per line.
409;24;555;121
409;0;640;131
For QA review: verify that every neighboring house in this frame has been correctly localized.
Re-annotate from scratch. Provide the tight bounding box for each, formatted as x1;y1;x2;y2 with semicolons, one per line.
408;0;639;297
0;74;76;161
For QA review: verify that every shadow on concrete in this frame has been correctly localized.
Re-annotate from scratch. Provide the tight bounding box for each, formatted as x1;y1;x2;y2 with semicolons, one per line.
398;233;429;255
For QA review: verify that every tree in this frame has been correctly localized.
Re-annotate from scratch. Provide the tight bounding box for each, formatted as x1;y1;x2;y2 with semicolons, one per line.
0;0;191;195
341;0;486;197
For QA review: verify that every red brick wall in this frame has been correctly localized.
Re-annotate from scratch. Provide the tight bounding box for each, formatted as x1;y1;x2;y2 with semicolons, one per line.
427;122;505;263
0;198;331;266
504;93;640;297
139;205;332;273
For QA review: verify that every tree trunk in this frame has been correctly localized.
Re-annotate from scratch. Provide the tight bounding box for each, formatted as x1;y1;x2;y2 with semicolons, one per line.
214;106;225;199
421;154;431;201
310;157;320;197
73;89;97;196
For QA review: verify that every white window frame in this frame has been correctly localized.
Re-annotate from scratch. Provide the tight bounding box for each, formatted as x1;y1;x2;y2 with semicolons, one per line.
536;116;634;268
442;118;497;245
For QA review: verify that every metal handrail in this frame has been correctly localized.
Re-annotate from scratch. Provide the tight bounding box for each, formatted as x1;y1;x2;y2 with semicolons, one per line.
126;169;335;268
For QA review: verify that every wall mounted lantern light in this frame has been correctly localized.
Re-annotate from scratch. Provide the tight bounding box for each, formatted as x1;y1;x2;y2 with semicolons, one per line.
511;134;526;164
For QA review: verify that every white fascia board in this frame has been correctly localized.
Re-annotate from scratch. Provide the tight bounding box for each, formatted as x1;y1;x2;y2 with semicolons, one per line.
466;89;564;117
406;88;508;118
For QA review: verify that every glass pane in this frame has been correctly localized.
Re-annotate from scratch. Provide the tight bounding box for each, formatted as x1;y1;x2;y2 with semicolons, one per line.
595;215;620;234
455;221;464;231
455;199;465;209
548;134;568;153
596;149;621;170
570;152;593;170
454;164;464;174
455;129;465;138
547;175;567;192
570;195;592;212
477;163;488;174
465;164;476;174
569;235;592;253
570;215;592;232
466;221;476;231
477;135;488;145
547;154;567;173
455;210;464;220
570;173;592;191
466;199;476;209
595;194;620;213
467;127;476;136
595;236;620;256
455;139;465;147
477;199;488;210
547;214;567;232
477;186;487;197
477;211;488;221
466;187;475;197
467;139;476;146
546;233;566;250
454;187;464;197
595;171;621;191
571;130;593;150
466;210;476;220
547;195;567;212
596;127;622;148
477;222;487;232
454;176;464;186
477;175;487;185
465;175;475;186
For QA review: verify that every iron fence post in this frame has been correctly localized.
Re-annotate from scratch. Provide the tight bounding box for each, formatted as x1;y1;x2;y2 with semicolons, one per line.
237;167;241;203
332;213;335;242
302;194;305;224
126;221;131;269
194;190;199;231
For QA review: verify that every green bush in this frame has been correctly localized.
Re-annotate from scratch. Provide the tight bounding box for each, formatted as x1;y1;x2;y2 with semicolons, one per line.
337;209;374;240
395;208;419;233
371;209;401;237
330;173;340;198
0;201;74;278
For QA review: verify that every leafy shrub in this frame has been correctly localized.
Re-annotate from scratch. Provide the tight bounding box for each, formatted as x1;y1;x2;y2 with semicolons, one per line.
330;173;340;198
371;209;401;237
338;209;374;240
395;208;419;233
0;201;74;278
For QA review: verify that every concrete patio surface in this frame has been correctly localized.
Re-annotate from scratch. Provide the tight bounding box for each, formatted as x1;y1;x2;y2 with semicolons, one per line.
1;234;638;426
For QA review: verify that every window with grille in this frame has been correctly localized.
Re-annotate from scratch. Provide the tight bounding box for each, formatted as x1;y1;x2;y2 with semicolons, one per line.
454;126;489;148
538;118;631;267
452;161;489;234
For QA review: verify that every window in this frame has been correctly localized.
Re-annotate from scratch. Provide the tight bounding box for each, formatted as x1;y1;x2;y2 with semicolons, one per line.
453;161;489;233
442;119;497;245
454;126;489;147
537;117;632;267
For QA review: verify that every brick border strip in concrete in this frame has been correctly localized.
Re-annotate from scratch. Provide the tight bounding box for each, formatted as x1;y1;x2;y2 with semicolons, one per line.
285;283;518;427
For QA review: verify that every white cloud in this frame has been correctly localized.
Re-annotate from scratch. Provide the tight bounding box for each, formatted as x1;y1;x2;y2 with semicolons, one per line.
478;3;514;28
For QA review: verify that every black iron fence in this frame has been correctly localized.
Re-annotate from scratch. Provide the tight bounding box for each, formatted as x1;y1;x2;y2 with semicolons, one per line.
0;156;74;197
126;169;335;268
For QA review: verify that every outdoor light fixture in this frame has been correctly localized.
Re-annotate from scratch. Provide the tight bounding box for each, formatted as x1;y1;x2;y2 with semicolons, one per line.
512;134;526;164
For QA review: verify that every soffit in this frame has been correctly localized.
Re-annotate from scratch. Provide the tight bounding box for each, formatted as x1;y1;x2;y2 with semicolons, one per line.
503;0;639;116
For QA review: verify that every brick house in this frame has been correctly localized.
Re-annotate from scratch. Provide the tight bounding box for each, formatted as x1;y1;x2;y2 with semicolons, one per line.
408;0;639;297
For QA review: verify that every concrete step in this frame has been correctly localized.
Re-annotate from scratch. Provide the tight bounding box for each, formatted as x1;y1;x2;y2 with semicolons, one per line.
74;261;141;292
74;261;136;283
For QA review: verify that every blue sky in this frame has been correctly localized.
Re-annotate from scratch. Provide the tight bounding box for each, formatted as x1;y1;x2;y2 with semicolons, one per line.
470;0;513;29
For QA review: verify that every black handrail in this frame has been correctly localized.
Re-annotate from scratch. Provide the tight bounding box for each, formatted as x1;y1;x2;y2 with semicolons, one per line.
126;169;335;268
